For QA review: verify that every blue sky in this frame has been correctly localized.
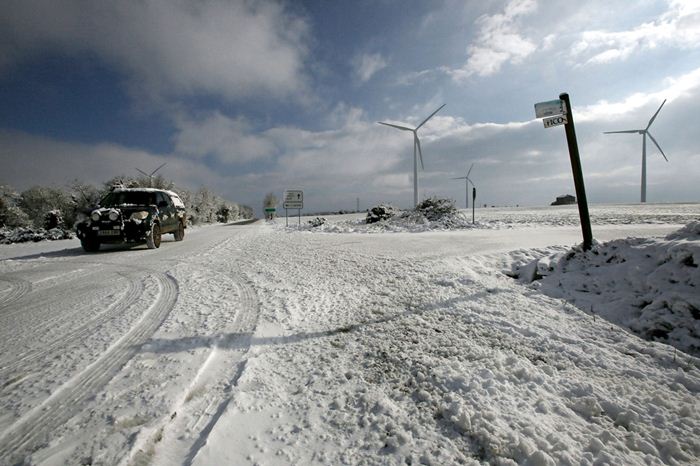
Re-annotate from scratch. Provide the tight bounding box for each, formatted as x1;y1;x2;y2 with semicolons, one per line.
1;0;699;213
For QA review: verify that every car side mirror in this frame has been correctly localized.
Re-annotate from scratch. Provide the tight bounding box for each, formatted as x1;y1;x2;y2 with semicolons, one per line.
158;201;168;208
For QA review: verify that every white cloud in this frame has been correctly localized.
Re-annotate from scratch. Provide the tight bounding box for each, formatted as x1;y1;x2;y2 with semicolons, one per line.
0;0;310;102
575;66;700;122
174;113;276;164
352;53;387;83
396;69;438;86
0;130;225;197
571;0;700;66
448;0;538;80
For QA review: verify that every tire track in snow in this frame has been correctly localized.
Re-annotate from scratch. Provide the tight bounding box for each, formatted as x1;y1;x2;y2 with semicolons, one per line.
0;267;99;325
0;272;145;382
0;275;128;357
0;276;31;313
131;273;260;466
0;272;179;464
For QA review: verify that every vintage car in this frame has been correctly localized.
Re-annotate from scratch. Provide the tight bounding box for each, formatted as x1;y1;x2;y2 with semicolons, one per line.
76;188;186;252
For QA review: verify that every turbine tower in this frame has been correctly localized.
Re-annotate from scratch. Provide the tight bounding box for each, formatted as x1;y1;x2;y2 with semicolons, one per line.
135;162;167;188
452;163;474;209
604;99;668;203
378;104;446;207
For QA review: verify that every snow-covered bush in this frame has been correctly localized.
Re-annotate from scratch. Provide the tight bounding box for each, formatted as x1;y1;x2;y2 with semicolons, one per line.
416;197;457;221
308;217;326;227
44;209;63;230
366;204;398;224
0;226;73;244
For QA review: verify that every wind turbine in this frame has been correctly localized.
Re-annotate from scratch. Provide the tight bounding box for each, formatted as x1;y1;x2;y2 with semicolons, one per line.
604;99;668;203
135;162;167;188
452;163;474;209
378;104;446;207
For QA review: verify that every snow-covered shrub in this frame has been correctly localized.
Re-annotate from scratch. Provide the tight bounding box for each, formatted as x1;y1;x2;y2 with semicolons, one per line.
308;217;326;227
44;209;63;230
366;204;398;224
0;226;73;244
216;204;231;223
416;197;457;221
0;204;31;228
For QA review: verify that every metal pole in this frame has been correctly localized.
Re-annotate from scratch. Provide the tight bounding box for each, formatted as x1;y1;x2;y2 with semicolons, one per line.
559;93;593;250
472;187;476;224
285;208;288;227
298;209;301;228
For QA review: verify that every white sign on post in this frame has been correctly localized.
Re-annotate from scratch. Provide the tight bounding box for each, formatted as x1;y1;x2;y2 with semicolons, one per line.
543;114;568;129
534;99;565;118
283;190;303;209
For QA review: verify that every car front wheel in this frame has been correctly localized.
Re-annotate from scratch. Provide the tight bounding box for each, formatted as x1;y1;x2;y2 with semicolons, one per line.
146;223;161;249
81;238;100;252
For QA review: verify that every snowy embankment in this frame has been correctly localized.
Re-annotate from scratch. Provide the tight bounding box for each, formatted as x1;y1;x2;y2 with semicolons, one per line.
506;222;700;357
290;203;700;233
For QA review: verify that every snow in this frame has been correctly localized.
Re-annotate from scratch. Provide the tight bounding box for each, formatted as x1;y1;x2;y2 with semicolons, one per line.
506;221;700;355
0;203;698;465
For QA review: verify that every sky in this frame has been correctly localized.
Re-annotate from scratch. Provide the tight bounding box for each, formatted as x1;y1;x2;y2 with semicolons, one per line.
1;0;699;214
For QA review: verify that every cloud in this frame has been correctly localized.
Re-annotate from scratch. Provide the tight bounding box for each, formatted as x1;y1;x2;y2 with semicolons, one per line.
173;113;276;164
448;0;538;80
570;0;700;66
0;129;224;196
0;0;310;102
575;66;700;122
395;69;439;86
352;53;387;83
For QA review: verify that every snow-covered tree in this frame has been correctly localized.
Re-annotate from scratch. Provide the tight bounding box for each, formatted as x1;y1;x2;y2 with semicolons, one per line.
0;185;31;228
19;186;73;229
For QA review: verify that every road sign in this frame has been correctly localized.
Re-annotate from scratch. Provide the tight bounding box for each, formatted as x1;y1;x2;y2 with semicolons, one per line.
534;99;565;118
283;189;303;209
264;208;276;212
543;115;568;128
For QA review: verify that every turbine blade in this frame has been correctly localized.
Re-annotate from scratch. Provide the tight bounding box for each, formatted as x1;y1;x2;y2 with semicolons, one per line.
646;99;666;130
416;104;445;130
415;135;424;170
452;177;467;180
467;178;475;189
646;131;668;161
378;121;413;131
135;168;150;177
150;162;167;176
466;163;474;179
603;130;640;134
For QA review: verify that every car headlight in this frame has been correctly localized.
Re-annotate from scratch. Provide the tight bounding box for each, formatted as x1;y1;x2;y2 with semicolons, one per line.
130;211;149;221
91;211;101;222
108;210;119;221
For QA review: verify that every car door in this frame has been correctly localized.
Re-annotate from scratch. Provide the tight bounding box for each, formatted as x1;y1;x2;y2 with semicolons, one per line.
156;192;176;233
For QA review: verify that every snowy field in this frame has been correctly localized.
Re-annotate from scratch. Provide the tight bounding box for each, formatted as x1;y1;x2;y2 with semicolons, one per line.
0;203;698;465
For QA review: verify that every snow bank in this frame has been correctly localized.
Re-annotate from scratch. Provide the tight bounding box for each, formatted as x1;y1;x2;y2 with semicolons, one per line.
283;210;480;234
507;223;700;356
276;203;698;234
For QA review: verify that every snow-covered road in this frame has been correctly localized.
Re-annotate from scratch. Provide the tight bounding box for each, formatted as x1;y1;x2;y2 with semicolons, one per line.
0;210;698;465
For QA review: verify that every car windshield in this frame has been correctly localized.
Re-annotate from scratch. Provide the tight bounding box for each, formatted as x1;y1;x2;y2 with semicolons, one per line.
101;191;157;207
